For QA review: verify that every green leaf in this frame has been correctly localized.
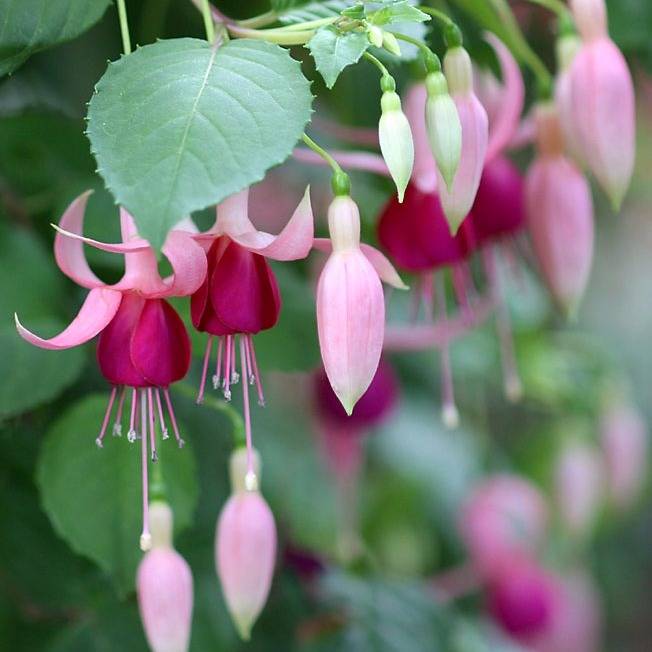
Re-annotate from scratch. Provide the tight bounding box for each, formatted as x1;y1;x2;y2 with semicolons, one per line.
307;26;370;88
87;38;313;249
254;264;320;372
369;0;429;26
37;394;199;596
0;320;85;419
0;0;111;76
279;0;350;24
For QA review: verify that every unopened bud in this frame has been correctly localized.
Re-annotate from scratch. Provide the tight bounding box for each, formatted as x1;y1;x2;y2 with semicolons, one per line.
444;46;473;95
382;31;401;57
379;91;414;203
229;447;261;493
367;25;383;48
425;71;462;191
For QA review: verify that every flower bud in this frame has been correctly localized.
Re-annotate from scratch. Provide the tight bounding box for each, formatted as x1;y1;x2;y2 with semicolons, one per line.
367;25;383;48
137;502;193;652
379;91;414;203
600;401;648;510
555;441;603;539
382;31;401;57
439;47;488;234
216;490;277;640
425;71;462;191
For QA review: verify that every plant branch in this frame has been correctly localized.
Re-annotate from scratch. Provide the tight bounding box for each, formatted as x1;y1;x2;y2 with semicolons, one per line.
292;147;390;177
116;0;132;55
199;0;215;42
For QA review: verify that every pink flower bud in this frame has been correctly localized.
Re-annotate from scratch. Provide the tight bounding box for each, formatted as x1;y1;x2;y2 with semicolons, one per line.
137;502;193;652
317;195;385;414
216;491;277;640
403;83;438;193
554;441;603;538
600;401;648;509
526;104;594;315
439;47;488;234
488;559;557;640
459;475;548;579
558;0;635;209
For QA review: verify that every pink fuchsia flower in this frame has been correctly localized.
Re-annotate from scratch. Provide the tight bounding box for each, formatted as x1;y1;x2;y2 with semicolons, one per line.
216;448;277;641
137;502;193;652
488;557;557;641
459;474;549;580
526;103;594;316
15;191;206;550
600;400;648;510
559;0;635;209
439;46;489;234
191;187;314;487
554;440;604;539
314;193;406;415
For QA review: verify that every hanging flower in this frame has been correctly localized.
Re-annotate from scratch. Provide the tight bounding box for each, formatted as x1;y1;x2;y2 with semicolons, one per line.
15;190;207;549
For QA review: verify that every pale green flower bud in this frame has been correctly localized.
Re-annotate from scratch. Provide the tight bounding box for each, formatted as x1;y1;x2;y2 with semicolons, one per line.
382;32;402;57
379;91;414;203
425;71;462;191
444;46;473;95
367;25;383;48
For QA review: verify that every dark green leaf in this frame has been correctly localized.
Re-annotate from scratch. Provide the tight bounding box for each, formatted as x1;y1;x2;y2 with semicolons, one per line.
87;38;313;249
307;26;370;88
0;0;111;76
37;394;199;596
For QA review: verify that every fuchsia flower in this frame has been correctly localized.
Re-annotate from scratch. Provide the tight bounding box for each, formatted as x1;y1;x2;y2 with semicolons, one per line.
314;194;405;415
600;400;648;510
438;46;489;234
558;0;635;209
137;502;193;652
216;448;277;641
526;104;594;315
15;191;206;549
459;475;549;579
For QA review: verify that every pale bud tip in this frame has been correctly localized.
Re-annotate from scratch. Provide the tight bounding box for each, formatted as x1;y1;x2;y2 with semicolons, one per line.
140;532;152;552
244;471;259;492
442;404;460;429
235;617;252;642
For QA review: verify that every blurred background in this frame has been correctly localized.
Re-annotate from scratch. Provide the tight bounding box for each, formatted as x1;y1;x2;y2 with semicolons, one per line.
1;1;652;650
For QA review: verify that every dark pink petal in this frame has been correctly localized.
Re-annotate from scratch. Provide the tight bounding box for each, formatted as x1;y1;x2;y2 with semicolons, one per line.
15;287;122;350
131;299;191;386
97;293;148;387
208;241;281;335
54;190;104;289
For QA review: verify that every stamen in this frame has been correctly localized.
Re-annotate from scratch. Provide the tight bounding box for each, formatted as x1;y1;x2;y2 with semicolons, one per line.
244;335;254;385
223;335;232;401
452;264;473;323
212;337;224;390
128;387;138;443
139;390;151;551
247;335;266;407
483;246;523;402
155;389;169;439
421;272;435;325
95;386;117;448
239;336;257;484
197;336;214;404
147;388;157;462
163;388;185;448
230;335;239;384
436;274;459;429
112;386;126;436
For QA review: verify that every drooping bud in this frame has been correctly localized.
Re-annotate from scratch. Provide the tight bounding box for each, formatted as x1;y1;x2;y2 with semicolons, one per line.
137;502;194;652
559;0;635;209
555;30;584;165
425;71;462;191
554;440;603;539
439;47;488;233
600;401;648;510
379;87;414;203
367;25;383;48
459;475;548;579
526;103;594;315
317;195;385;414
381;31;401;57
216;490;277;641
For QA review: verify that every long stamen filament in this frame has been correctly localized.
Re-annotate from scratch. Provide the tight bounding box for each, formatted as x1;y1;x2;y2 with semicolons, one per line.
139;389;151;551
436;274;459;429
147;388;157;462
198;335;214;404
239;336;257;491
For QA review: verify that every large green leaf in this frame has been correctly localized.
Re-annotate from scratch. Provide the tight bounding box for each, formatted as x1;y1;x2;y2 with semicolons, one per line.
37;394;199;596
0;0;111;76
0;320;85;419
87;38;313;249
307;26;370;88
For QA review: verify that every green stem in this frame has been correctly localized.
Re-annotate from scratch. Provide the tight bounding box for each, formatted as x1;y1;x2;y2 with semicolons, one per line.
274;16;339;31
418;5;456;27
116;0;132;55
199;0;215;42
392;31;442;71
302;134;343;176
238;10;278;28
227;24;315;45
524;0;570;18
363;51;390;78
